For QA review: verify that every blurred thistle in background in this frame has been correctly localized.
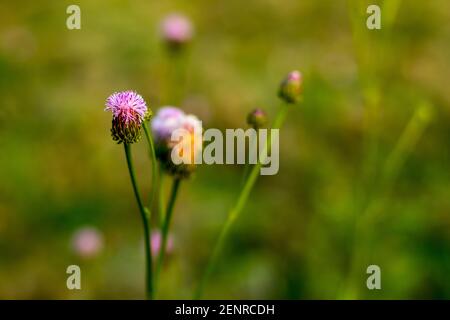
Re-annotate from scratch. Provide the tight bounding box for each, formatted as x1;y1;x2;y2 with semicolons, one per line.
160;13;194;51
71;227;103;259
151;106;203;178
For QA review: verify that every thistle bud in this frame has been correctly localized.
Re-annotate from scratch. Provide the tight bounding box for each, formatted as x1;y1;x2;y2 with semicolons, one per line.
278;71;303;104
105;91;149;144
247;108;268;129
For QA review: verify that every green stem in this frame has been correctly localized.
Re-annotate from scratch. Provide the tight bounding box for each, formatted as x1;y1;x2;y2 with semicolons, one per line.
143;122;158;212
341;102;433;299
382;102;433;189
155;177;182;294
158;165;167;228
123;143;153;300
166;50;188;105
340;0;407;300
194;103;290;299
240;130;259;187
240;163;252;187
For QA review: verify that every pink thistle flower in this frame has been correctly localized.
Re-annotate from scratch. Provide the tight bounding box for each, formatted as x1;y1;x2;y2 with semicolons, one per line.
151;106;186;144
72;227;103;259
151;106;202;177
181;114;202;134
160;14;193;48
105;90;149;144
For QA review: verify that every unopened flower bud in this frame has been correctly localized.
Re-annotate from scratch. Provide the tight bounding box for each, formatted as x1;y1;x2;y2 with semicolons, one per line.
105;91;149;144
278;71;303;104
247;108;268;129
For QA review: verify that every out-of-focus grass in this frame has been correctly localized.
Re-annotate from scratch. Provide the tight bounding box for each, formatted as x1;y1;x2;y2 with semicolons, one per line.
0;0;450;299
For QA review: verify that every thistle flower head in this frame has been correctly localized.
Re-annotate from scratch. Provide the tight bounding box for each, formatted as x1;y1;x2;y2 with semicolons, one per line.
151;106;185;144
181;114;203;136
105;91;148;144
72;227;103;259
278;71;303;104
151;106;202;177
247;108;268;129
160;14;193;48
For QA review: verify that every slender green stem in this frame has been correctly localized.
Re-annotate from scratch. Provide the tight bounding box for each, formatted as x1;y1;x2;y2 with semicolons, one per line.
382;102;433;189
240;131;259;187
166;50;188;105
340;102;433;299
155;177;182;294
340;0;406;300
240;163;252;188
143;122;158;212
123;143;153;300
158;165;167;228
194;103;290;299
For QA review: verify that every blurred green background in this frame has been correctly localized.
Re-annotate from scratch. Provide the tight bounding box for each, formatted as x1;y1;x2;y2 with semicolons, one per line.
1;0;449;299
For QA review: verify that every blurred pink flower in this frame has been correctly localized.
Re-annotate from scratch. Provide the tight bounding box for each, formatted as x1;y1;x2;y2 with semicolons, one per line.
72;227;103;259
160;13;193;45
151;106;203;177
151;106;186;145
151;230;174;258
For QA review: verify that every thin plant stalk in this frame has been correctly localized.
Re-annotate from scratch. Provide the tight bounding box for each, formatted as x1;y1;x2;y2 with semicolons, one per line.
194;103;290;299
158;165;167;227
166;50;188;105
143;122;158;212
340;0;408;299
155;177;182;294
240;132;259;187
341;102;433;299
124;143;154;299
